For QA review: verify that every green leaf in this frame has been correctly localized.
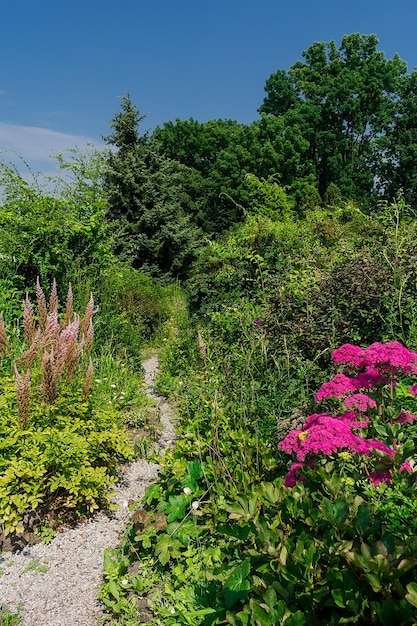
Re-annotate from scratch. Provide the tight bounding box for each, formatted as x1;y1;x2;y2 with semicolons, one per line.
331;588;345;608
285;610;306;626
107;578;120;601
406;582;417;608
186;459;204;481
365;572;382;593
356;504;371;535
224;558;251;609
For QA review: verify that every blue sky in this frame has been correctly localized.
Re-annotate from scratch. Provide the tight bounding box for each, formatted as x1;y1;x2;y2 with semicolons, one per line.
2;0;417;175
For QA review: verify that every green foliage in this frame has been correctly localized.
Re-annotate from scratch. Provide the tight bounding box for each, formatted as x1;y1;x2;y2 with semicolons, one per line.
0;280;136;538
0;605;22;626
260;33;407;207
0;162;112;290
104;94;204;279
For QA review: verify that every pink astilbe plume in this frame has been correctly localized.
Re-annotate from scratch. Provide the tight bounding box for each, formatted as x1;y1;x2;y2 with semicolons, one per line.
43;309;60;350
62;283;74;329
62;317;81;381
23;293;36;346
82;357;94;402
36;277;48;331
80;293;96;338
48;277;58;314
40;349;57;404
83;318;94;355
0;318;11;358
17;329;41;371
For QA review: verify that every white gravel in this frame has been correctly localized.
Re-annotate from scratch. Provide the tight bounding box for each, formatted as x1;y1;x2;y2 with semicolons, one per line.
0;354;176;625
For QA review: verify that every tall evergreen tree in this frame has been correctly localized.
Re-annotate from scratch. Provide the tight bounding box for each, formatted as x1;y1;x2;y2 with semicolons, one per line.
103;94;203;278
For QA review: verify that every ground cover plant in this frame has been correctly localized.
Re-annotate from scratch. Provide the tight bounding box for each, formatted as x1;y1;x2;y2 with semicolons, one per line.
0;279;136;542
100;337;417;625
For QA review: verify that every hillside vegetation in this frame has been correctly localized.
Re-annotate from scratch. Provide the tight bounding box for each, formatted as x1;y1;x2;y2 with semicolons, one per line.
2;33;417;625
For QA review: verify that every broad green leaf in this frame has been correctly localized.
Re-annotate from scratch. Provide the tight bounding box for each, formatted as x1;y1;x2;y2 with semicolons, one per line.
406;582;417;608
331;588;345;608
224;558;251;608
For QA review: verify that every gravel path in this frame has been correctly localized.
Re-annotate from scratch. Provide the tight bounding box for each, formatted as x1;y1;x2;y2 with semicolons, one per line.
0;354;175;625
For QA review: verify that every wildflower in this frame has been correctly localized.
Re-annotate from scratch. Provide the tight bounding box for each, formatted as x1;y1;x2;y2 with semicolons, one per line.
192;501;199;510
343;393;376;412
338;451;352;461
121;579;129;586
183;487;192;495
111;384;117;388
409;384;417;395
94;378;102;383
254;319;261;326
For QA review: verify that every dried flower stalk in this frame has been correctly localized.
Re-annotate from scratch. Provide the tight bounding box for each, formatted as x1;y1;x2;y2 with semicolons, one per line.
197;330;207;362
0;318;11;358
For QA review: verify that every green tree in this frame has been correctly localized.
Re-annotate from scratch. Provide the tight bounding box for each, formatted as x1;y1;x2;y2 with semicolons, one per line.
152;116;311;230
104;94;203;278
260;33;407;208
378;70;417;207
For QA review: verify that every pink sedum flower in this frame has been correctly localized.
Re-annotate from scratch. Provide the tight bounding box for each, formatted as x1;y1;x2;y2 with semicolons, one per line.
332;343;366;368
394;411;417;424
399;461;412;475
409;384;417;396
314;373;358;401
284;463;305;487
363;341;417;376
279;413;393;463
369;471;392;486
343;393;376;412
352;367;389;389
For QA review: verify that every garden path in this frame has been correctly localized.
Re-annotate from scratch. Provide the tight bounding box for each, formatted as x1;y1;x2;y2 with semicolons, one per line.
0;353;175;626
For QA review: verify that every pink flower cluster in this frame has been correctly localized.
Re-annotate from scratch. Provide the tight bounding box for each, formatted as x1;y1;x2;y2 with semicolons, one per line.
333;341;417;376
279;413;393;463
280;341;417;488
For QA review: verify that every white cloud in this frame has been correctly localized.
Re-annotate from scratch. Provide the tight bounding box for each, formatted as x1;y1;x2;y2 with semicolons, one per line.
0;122;104;173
